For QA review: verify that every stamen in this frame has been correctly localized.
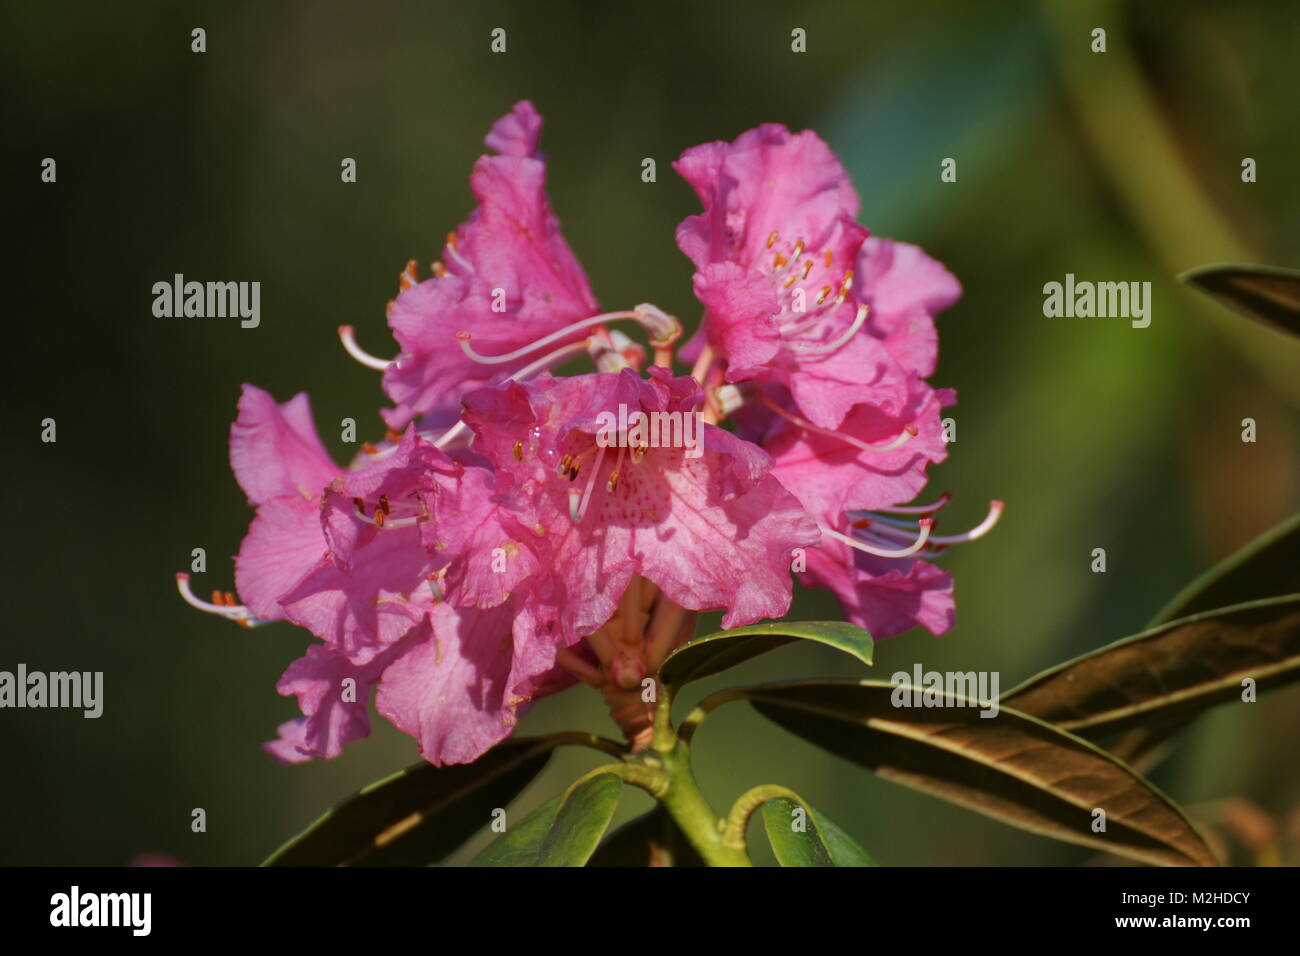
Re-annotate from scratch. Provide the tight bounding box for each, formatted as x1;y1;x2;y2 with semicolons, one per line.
630;303;681;345
568;444;599;477
766;231;779;249
570;444;608;523
589;331;635;373
835;270;855;307
711;383;748;416
607;444;627;492
801;259;814;280
925;500;1003;545
457;307;677;366
512;440;524;461
338;326;394;370
355;510;423;531
444;233;473;273
875;492;952;516
348;492;425;530
399;259;418;291
821;519;933;559
758;394;914;454
789;304;868;355
176;573;267;627
433;338;593;450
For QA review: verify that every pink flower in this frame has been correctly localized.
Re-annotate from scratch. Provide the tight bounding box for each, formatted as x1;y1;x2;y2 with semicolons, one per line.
182;385;574;765
377;101;602;430
675;123;897;430
457;367;821;642
674;122;999;638
179;106;1001;771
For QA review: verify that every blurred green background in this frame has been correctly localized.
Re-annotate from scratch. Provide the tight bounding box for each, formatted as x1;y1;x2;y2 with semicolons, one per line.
4;0;1299;866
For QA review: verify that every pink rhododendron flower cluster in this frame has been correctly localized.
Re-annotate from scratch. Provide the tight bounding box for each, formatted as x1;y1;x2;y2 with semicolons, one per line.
178;102;999;766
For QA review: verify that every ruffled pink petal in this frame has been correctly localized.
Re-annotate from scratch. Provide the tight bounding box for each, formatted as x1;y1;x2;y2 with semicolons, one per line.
375;603;557;766
229;385;337;506
692;262;782;377
462;369;819;640
422;464;542;610
381;105;598;429
855;237;962;335
766;379;951;518
264;639;410;763
484;100;544;157
804;538;954;639
674;124;860;270
783;332;911;430
234;495;329;620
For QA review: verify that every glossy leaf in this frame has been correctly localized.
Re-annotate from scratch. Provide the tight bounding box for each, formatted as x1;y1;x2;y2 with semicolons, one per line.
1180;263;1300;339
659;620;872;689
740;680;1216;867
1004;594;1300;740
263;735;581;866
589;805;705;867
468;796;562;867
536;772;624;866
761;796;876;867
1149;511;1300;626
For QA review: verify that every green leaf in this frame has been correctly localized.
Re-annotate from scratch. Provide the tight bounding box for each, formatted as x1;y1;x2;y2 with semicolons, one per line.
739;680;1216;867
468;796;562;867
1003;594;1300;744
263;734;595;866
588;805;705;867
761;797;876;867
1180;263;1300;339
537;772;624;866
1149;511;1300;626
659;621;873;689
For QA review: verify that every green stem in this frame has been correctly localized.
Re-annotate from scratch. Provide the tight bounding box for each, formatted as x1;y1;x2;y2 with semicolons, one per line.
721;784;805;851
640;684;753;866
655;740;753;867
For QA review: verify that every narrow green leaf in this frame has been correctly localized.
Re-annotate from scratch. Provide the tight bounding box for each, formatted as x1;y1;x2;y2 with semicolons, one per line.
740;680;1216;867
761;797;876;867
536;773;623;866
468;796;562;867
263;734;594;866
1180;263;1300;339
588;806;705;867
1149;511;1300;626
659;621;873;689
1004;594;1300;741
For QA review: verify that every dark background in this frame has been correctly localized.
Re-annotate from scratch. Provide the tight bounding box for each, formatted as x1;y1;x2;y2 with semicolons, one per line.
3;0;1299;865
